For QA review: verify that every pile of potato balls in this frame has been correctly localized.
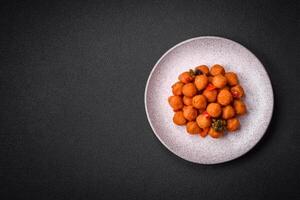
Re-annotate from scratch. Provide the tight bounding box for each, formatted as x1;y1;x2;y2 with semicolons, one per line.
168;64;247;138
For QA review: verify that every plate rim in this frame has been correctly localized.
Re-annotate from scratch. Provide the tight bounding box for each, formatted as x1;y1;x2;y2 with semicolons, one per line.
144;36;274;164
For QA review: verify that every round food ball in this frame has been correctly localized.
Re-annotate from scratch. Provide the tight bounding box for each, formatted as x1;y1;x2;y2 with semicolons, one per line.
192;95;207;110
173;111;187;125
225;72;239;86
206;103;222;118
222;105;235;119
233;100;247;115
182;83;197;97
196;114;211;128
195;75;209;90
203;89;217;102
208;128;223;138
195;65;209;75
186;121;201;134
168;96;183;111
172;82;184;96
231;85;245;98
199;127;209;137
227;118;240;131
183;96;193;106
212;74;227;88
178;72;194;83
210;64;225;76
183;106;198;121
217;89;233;106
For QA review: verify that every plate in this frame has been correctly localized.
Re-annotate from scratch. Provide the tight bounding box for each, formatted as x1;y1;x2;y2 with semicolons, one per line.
144;36;274;164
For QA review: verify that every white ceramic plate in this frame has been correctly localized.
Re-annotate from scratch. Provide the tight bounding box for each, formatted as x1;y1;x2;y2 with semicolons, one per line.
145;36;273;164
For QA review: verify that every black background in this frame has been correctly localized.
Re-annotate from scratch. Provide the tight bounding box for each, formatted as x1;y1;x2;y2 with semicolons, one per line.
1;0;299;199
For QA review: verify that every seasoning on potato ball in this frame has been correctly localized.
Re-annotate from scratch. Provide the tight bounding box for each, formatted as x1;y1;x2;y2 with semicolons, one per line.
231;85;245;98
182;83;197;97
183;96;193;106
199;127;209;137
227;118;240;131
222;105;235;119
217;89;233;106
233;100;247;115
210;64;225;76
168;96;183;111
195;75;209;90
178;72;194;83
173;111;187;125
192;95;207;110
172;82;184;96
206;103;222;118
186;121;201;134
212;74;227;88
183;106;198;121
203;89;217;102
195;65;209;75
196;114;211;128
208;127;223;138
225;72;239;86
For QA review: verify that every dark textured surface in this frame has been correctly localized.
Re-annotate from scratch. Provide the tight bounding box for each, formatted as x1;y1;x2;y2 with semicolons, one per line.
0;0;299;199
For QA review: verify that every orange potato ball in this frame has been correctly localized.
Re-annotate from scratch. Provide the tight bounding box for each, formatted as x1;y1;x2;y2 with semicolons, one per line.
182;83;197;97
178;72;194;83
168;96;183;111
196;114;212;128
192;95;207;110
183;106;198;121
195;75;209;90
222;105;235;119
186;121;201;134
173;111;187;125
172;82;184;96
208;128;223;138
210;64;225;76
203;89;217;102
206;103;222;118
217;89;233;106
233;100;247;115
195;65;209;74
225;72;239;86
183;96;193;106
231;85;245;98
227;118;240;131
212;74;227;88
199;127;209;137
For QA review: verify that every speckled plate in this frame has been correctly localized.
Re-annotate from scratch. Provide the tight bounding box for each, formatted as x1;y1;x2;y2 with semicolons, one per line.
144;36;273;164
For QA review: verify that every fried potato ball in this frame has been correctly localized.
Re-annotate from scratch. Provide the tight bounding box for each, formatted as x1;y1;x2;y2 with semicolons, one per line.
172;82;184;96
168;96;183;111
231;85;245;98
233;100;247;115
173;111;187;125
208;76;213;83
217;89;233;106
195;65;209;75
199;127;209;137
192;95;207;110
195;75;209;90
227;118;240;131
196;114;211;128
186;121;201;134
183;96;193;106
203;89;217;102
178;72;194;83
183;106;198;121
225;72;239;86
208;128;223;138
222;105;235;119
210;64;225;76
212;74;227;88
206;103;222;118
182;83;197;97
